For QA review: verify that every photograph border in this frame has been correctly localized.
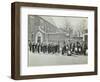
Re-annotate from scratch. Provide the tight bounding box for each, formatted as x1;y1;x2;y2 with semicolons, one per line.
11;2;98;80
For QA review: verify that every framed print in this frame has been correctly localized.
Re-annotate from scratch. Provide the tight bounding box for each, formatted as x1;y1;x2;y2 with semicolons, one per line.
11;2;98;80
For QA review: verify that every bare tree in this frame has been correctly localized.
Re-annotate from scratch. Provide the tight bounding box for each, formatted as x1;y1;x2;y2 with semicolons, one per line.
77;19;87;37
64;21;73;41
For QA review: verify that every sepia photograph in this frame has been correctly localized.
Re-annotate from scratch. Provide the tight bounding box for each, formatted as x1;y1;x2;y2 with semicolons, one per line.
28;15;88;66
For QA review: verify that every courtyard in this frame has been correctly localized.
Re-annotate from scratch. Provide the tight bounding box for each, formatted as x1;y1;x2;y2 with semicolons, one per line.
28;51;88;67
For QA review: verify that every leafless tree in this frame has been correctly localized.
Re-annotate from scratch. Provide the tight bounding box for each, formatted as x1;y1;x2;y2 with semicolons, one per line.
64;21;73;41
77;19;87;37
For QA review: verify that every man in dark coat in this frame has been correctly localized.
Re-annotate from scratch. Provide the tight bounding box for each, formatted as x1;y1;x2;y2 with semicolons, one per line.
29;40;32;52
48;43;51;54
32;42;35;53
37;42;40;53
62;41;66;55
57;41;60;53
72;43;75;52
83;42;87;55
35;43;38;52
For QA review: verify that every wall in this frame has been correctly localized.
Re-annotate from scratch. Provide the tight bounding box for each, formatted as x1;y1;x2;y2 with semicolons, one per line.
0;0;100;82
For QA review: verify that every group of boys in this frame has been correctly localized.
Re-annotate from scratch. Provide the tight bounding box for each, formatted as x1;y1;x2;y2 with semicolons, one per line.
29;41;88;56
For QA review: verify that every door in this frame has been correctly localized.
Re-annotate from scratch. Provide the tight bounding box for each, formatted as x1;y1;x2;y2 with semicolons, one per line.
35;32;43;43
37;36;41;43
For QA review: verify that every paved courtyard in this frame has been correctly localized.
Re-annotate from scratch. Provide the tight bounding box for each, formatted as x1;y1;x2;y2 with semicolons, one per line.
28;51;88;67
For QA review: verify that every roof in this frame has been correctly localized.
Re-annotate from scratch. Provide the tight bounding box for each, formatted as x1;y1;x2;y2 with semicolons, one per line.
38;16;66;34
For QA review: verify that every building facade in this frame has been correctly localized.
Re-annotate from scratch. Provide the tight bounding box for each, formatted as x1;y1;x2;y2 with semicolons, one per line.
28;15;86;46
28;15;70;45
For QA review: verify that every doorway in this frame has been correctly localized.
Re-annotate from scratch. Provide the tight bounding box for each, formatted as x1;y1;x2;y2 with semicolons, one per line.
35;32;43;43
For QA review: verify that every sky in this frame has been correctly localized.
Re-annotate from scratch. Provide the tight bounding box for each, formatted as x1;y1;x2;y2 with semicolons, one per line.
40;15;88;31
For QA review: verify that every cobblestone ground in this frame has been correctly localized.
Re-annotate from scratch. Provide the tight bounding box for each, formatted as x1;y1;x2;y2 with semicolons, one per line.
28;51;88;67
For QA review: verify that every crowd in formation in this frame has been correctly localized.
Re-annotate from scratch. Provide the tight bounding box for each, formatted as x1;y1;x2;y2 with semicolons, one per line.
28;41;88;56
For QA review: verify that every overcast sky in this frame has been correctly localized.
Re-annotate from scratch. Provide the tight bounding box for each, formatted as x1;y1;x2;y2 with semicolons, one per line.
40;15;88;31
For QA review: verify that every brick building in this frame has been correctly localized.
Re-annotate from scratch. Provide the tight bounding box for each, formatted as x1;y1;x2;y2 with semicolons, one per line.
28;15;70;45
